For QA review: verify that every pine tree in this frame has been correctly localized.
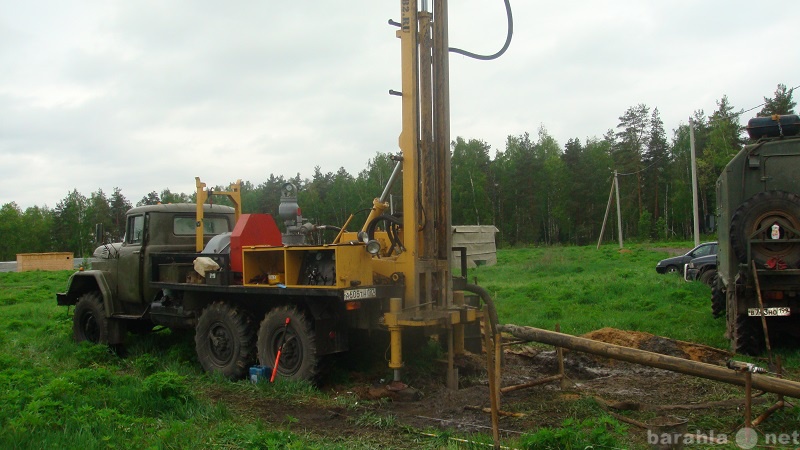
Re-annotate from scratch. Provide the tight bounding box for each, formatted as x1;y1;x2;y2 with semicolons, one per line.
759;83;796;116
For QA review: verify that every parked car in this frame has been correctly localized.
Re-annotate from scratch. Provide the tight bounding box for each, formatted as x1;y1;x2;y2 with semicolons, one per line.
684;253;717;286
655;242;717;275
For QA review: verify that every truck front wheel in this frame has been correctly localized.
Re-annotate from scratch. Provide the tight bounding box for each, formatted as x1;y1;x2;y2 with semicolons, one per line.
257;307;318;382
195;302;256;379
73;292;109;344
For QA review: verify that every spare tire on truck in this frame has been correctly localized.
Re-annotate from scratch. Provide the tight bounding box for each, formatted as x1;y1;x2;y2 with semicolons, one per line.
729;190;800;266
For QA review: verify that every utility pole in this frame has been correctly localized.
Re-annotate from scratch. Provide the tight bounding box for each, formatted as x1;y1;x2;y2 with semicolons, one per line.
689;118;700;247
615;170;623;249
597;177;615;249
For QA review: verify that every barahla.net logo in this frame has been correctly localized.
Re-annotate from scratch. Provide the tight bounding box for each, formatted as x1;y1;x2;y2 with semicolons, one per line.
647;427;800;448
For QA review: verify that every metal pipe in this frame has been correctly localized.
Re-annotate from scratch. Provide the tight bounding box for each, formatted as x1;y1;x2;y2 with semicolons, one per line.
388;297;403;381
464;283;498;336
499;324;800;399
379;158;403;204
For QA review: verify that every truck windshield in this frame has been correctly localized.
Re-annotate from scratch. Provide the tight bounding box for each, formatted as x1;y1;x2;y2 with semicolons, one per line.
173;216;230;236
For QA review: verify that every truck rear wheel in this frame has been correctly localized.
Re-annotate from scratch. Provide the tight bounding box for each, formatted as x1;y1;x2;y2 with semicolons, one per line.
710;275;725;319
732;313;764;356
730;190;800;266
73;292;109;344
195;302;256;379
257;307;318;382
699;268;717;286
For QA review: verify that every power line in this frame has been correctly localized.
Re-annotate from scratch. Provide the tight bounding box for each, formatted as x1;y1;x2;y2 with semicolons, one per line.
734;83;799;118
612;83;798;177
616;156;665;177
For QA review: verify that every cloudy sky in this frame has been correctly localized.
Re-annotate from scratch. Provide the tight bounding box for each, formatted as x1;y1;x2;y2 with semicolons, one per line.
1;1;797;210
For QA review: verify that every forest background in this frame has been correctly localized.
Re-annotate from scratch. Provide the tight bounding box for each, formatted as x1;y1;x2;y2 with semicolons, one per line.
0;84;795;260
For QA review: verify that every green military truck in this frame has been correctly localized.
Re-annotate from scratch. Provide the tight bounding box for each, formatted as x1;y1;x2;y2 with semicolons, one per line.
55;197;379;382
713;114;800;354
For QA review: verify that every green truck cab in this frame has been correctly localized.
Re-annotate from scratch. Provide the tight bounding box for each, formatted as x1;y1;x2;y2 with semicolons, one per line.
57;203;236;345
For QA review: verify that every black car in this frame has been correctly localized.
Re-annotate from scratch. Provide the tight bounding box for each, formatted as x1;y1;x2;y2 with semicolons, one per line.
655;242;717;275
684;253;717;286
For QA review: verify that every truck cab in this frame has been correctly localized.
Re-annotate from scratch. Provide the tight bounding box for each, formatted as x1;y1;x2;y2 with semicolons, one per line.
58;203;236;324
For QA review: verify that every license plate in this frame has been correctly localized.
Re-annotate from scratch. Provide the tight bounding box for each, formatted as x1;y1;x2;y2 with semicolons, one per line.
748;307;791;317
343;288;376;301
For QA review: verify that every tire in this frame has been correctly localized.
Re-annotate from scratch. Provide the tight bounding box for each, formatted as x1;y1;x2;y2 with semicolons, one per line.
730;190;800;266
73;292;109;344
699;268;717;287
195;302;256;379
732;314;764;356
665;265;679;274
257;307;318;382
710;275;726;319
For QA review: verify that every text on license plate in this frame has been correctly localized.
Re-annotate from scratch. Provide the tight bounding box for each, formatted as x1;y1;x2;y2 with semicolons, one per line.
344;288;377;301
748;307;791;317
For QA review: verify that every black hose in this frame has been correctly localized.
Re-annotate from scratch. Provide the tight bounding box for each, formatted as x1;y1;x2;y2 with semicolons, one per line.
449;0;513;61
366;214;404;240
386;223;402;255
464;283;499;337
366;214;405;256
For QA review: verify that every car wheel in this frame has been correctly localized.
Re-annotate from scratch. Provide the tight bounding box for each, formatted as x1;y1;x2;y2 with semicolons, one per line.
665;265;679;274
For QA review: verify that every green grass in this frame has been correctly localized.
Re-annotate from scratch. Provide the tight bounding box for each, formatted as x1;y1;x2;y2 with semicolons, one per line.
1;244;799;449
473;244;728;348
0;271;342;449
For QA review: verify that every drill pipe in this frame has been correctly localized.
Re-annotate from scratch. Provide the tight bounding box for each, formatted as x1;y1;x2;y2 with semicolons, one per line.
499;324;800;399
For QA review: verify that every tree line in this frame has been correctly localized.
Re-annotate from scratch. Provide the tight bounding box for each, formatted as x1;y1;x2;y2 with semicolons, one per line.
1;84;795;260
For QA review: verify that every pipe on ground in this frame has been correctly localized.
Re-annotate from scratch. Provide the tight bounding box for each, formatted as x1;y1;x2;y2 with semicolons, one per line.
499;324;800;399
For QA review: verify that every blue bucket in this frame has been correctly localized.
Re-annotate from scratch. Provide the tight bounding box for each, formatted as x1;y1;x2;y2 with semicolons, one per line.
249;365;272;384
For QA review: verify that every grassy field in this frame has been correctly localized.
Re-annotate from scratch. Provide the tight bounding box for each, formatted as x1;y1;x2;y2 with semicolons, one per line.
476;244;728;348
1;244;798;449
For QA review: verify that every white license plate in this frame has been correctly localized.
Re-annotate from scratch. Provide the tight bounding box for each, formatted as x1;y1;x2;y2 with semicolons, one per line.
343;288;376;301
748;307;791;317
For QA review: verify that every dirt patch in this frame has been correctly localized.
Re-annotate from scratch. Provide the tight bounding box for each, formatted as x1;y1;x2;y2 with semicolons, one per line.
207;328;782;448
649;247;690;256
582;327;732;365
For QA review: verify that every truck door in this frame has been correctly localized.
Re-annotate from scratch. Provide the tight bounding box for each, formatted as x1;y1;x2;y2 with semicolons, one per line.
116;213;147;310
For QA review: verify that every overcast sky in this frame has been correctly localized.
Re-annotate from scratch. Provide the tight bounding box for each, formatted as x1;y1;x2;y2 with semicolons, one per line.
1;1;797;210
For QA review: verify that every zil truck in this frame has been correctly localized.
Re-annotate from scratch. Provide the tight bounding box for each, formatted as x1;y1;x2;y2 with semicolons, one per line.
55;0;502;387
57;178;481;381
713;114;800;355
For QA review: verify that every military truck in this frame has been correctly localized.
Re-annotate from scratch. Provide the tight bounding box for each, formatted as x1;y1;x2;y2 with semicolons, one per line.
713;114;800;354
57;178;481;383
56;181;400;381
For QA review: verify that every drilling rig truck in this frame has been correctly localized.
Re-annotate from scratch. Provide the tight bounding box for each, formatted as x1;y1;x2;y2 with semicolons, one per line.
57;0;510;387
